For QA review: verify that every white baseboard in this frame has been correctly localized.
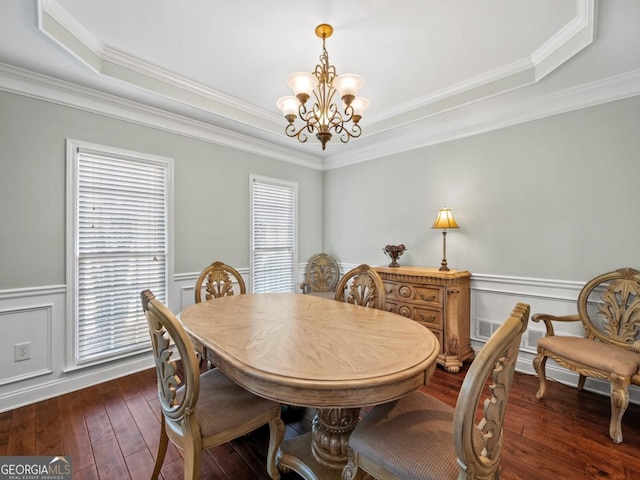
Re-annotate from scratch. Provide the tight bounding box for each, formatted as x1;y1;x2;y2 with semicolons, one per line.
0;353;155;413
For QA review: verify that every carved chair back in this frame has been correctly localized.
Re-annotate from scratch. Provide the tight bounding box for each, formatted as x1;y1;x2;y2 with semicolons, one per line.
577;267;640;351
453;302;530;478
301;253;340;294
195;261;246;303
335;264;386;310
141;290;199;424
343;303;529;480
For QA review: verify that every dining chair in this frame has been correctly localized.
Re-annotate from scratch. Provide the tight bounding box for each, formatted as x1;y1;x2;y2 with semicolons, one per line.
141;290;284;480
195;260;246;302
342;302;530;480
335;264;386;310
194;261;246;367
301;252;341;299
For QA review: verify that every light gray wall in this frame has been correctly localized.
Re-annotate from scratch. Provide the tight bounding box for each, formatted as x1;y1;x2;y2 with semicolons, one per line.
323;95;640;281
0;90;323;289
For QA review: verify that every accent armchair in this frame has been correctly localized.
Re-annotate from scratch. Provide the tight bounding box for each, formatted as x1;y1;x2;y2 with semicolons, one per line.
532;267;640;443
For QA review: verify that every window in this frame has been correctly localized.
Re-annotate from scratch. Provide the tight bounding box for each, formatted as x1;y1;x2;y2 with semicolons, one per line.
250;175;297;293
66;140;172;367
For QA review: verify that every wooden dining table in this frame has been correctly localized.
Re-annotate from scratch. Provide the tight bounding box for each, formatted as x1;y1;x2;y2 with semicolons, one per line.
179;293;440;480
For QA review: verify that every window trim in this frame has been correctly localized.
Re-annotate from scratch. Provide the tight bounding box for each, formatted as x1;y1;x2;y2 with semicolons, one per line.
65;139;174;370
249;174;298;293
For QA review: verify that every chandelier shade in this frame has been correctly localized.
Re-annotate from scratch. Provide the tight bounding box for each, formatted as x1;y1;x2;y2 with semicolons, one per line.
287;72;319;102
277;24;369;150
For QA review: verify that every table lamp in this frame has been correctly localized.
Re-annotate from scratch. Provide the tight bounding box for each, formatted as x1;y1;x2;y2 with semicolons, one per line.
431;207;459;271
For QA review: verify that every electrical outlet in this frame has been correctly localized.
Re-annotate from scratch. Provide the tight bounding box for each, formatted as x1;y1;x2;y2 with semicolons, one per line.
14;342;31;362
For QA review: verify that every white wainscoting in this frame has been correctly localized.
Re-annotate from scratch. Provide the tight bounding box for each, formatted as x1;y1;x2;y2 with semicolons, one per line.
0;286;155;413
1;267;636;412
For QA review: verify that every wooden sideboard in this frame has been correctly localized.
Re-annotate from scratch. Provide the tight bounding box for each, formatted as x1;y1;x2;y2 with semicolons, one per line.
374;266;473;373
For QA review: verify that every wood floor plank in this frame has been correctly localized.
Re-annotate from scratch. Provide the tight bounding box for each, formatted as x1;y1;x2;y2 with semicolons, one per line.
124;392;180;466
93;436;129;479
35;397;62;455
7;418;36;456
59;391;95;472
83;398;116;448
208;441;266;480
123;446;158;480
98;379;147;457
10;404;35;426
0;410;12;455
73;464;99;480
500;432;588;478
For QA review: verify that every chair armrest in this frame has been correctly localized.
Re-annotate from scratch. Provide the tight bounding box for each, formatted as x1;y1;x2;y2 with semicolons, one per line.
531;313;581;337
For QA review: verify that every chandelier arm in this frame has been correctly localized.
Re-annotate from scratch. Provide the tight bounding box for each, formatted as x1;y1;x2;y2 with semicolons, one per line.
283;122;310;143
339;123;362;144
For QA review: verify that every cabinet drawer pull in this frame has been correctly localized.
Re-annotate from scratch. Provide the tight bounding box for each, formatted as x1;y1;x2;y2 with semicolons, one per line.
420;294;436;302
419;314;437;323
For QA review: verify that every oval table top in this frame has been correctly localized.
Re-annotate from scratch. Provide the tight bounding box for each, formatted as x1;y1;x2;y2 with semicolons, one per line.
179;293;440;407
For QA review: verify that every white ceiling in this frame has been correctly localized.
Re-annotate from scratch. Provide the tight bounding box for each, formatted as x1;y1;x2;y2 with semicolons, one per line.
1;0;639;169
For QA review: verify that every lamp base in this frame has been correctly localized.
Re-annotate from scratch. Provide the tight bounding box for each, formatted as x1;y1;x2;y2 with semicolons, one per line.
439;261;450;272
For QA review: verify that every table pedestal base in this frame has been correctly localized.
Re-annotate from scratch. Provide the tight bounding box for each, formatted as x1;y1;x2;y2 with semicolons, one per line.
277;407;360;480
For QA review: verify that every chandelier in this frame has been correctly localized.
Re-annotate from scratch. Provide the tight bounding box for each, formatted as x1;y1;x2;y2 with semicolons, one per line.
277;24;369;151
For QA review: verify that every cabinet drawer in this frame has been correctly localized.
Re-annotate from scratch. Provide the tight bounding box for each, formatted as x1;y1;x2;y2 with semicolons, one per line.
384;281;443;307
385;301;444;330
413;306;443;329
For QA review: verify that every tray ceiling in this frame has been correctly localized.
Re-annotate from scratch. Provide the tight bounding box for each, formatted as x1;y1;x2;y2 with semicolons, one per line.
1;0;639;169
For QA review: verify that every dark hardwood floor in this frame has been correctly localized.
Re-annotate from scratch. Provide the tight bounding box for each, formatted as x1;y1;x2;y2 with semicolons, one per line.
1;364;639;479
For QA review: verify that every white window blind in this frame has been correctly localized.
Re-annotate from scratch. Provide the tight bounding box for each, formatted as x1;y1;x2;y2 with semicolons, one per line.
250;175;297;293
67;141;171;366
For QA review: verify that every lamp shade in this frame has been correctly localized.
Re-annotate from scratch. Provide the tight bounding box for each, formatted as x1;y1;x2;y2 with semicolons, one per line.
350;97;370;117
277;96;299;117
287;72;319;100
432;207;459;229
333;74;364;98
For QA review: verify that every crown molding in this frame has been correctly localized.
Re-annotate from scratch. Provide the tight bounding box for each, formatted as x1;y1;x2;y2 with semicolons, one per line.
365;0;595;130
38;0;283;134
324;68;640;170
0;62;323;170
2;62;638;173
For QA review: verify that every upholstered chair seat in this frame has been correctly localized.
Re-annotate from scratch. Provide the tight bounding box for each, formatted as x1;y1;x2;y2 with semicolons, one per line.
537;336;640;378
348;391;485;480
